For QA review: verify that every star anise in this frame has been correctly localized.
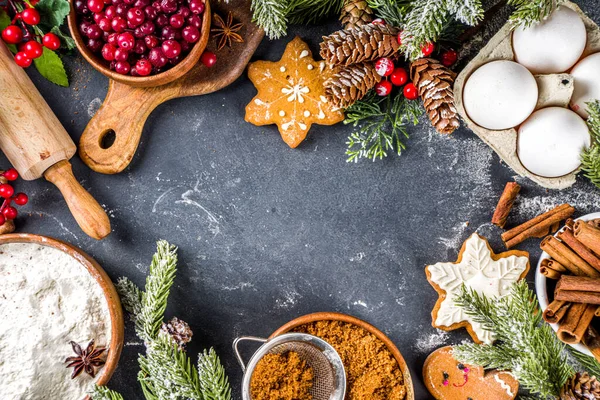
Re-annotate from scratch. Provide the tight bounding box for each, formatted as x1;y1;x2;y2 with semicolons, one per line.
210;11;244;51
65;339;107;379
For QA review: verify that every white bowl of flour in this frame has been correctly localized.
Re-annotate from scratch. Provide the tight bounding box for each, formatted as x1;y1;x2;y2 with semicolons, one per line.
0;234;123;399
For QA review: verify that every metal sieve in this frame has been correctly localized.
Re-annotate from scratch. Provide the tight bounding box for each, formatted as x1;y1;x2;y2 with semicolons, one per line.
233;333;346;400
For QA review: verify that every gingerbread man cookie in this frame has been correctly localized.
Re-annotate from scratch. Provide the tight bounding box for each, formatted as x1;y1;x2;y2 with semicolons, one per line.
245;36;344;148
426;233;530;344
423;346;519;400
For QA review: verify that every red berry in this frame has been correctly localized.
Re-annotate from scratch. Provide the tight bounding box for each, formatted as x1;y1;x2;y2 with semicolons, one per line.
3;206;17;220
182;25;199;43
0;214;6;226
135;59;152;75
42;33;61;50
161;39;180;58
441;49;458;67
169;13;184;28
188;0;204;14
21;8;41;25
101;43;117;60
117;31;135;49
2;25;23;44
371;18;385;25
23;40;43;59
13;193;28;206
114;60;130;74
200;50;216;67
14;52;32;67
375;80;392;96
111;16;127;32
375;57;394;77
88;0;105;13
390;67;408;86
421;42;435;57
126;6;145;27
403;82;419;100
0;184;14;199
3;169;18;181
396;31;402;46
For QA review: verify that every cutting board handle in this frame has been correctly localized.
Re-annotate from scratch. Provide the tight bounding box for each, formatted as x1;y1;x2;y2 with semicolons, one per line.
78;81;172;174
44;160;111;239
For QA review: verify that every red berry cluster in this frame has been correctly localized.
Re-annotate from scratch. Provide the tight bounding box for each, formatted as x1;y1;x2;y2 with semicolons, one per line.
75;0;210;76
0;169;28;226
373;57;418;100
1;0;62;68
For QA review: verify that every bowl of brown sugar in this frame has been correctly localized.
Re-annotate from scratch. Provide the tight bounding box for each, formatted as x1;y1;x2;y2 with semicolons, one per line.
270;312;414;400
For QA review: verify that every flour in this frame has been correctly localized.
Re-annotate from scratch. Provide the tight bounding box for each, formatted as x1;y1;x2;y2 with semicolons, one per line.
414;330;450;354
0;243;111;400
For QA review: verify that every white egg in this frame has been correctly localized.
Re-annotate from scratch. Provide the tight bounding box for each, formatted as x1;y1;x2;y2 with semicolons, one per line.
513;6;586;74
518;107;590;177
463;60;538;130
570;52;600;118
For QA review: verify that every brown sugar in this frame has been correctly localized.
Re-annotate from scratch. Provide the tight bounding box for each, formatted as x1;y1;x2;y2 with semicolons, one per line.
250;351;314;400
295;320;406;400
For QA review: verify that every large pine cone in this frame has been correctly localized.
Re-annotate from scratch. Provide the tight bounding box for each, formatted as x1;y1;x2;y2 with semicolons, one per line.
324;62;381;109
320;23;399;67
160;317;193;350
560;372;600;400
340;0;373;30
410;58;460;135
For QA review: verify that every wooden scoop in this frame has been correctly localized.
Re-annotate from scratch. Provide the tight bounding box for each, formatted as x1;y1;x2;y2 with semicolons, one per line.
78;0;264;174
0;42;111;240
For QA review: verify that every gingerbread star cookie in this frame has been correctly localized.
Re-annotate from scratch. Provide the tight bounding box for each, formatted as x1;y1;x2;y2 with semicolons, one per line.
423;346;519;400
426;233;530;344
245;36;344;148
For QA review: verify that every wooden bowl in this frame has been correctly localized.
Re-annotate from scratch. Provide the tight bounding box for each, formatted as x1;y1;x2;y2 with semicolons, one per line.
270;311;415;400
0;233;124;392
67;0;211;88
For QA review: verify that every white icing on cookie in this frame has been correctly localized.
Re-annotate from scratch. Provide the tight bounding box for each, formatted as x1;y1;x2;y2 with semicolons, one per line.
307;64;314;70
427;234;528;344
303;110;310;117
299;50;309;58
280;66;286;72
494;374;514;397
282;83;310;103
279;110;285;117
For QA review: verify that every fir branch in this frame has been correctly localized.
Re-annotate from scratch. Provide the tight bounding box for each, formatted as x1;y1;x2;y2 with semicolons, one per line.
345;91;423;162
454;281;574;399
449;0;484;26
137;240;178;343
250;0;289;39
198;348;232;400
116;277;143;317
366;0;412;26
91;386;124;400
287;0;344;25
571;349;600;378
582;100;600;190
507;0;563;28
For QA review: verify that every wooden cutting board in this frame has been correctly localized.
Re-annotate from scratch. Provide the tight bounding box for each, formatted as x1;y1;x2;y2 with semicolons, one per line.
78;0;264;174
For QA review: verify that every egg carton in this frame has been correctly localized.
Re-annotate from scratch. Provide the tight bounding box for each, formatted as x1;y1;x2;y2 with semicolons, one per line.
454;1;600;190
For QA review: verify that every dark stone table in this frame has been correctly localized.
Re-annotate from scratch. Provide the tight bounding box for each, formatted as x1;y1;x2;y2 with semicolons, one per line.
13;1;600;398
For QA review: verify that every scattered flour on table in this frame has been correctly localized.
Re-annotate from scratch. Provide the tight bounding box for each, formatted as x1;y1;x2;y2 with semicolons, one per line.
0;242;111;400
414;330;450;355
275;290;301;310
511;185;600;220
87;97;102;118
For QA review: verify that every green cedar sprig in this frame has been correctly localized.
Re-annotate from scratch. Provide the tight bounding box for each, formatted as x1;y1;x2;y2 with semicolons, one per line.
345;90;423;162
507;0;564;28
582;100;600;189
92;241;231;400
453;281;575;398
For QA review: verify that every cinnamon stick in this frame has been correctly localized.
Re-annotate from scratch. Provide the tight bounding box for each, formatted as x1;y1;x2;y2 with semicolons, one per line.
543;299;571;324
558;303;598;344
566;218;575;229
556;275;600;293
540;262;562;279
590;219;600;229
547;259;567;273
502;204;575;248
540;236;600;278
556;291;600;305
583;327;600;363
574;220;600;257
492;182;520;228
558;228;600;274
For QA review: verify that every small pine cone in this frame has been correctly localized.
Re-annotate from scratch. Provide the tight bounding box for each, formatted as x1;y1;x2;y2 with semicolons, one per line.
320;23;399;67
160;317;193;350
0;220;15;235
340;0;373;30
560;372;600;400
324;62;381;109
410;58;460;135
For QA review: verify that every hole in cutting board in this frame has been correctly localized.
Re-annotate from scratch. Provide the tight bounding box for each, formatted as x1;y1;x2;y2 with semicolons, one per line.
100;129;116;149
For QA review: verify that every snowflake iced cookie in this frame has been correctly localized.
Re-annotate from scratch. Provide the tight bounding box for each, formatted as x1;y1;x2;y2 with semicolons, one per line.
245;36;344;148
423;346;519;400
426;233;530;344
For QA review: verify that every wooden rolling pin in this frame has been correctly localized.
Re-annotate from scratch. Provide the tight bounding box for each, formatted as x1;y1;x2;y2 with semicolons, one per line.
0;42;110;239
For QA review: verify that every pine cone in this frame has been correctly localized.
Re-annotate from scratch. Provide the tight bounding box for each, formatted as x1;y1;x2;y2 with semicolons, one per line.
560;372;600;400
324;62;381;109
340;0;373;30
160;317;193;350
410;58;460;135
320;23;399;67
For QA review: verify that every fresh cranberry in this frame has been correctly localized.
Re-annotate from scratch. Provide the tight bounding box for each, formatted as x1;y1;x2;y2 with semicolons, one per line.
98;17;112;31
156;14;169;26
188;0;203;14
87;37;104;52
135;59;152;75
123;0;135;5
117;32;135;49
126;6;145;27
134;0;149;6
133;39;146;53
186;14;201;28
107;32;118;45
2;25;23;44
139;20;155;34
75;0;90;14
144;34;159;48
115;3;128;17
169;13;184;28
168;53;182;64
114;60;131;74
133;26;145;37
151;0;161;10
42;33;61;50
104;4;116;18
161;39;180;58
21;8;41;25
200;50;216;67
148;47;167;67
79;20;93;36
161;25;177;39
144;5;157;20
102;43;117;60
179;40;190;52
182;25;199;43
14;52;32;67
86;24;103;39
160;0;177;13
177;6;190;17
104;0;112;4
114;47;129;61
23;41;43;59
111;16;126;31
88;0;105;13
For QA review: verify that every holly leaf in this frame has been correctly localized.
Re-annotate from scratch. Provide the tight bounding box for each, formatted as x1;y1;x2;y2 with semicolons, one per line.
35;0;70;30
0;10;18;53
51;26;76;50
34;47;69;87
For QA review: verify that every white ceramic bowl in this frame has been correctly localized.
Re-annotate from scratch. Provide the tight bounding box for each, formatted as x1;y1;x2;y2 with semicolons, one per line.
535;212;600;356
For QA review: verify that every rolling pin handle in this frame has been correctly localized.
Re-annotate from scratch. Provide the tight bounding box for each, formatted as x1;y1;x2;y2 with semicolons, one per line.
44;160;111;240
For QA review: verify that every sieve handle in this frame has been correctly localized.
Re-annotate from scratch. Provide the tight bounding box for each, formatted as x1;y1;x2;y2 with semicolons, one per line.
232;336;268;372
